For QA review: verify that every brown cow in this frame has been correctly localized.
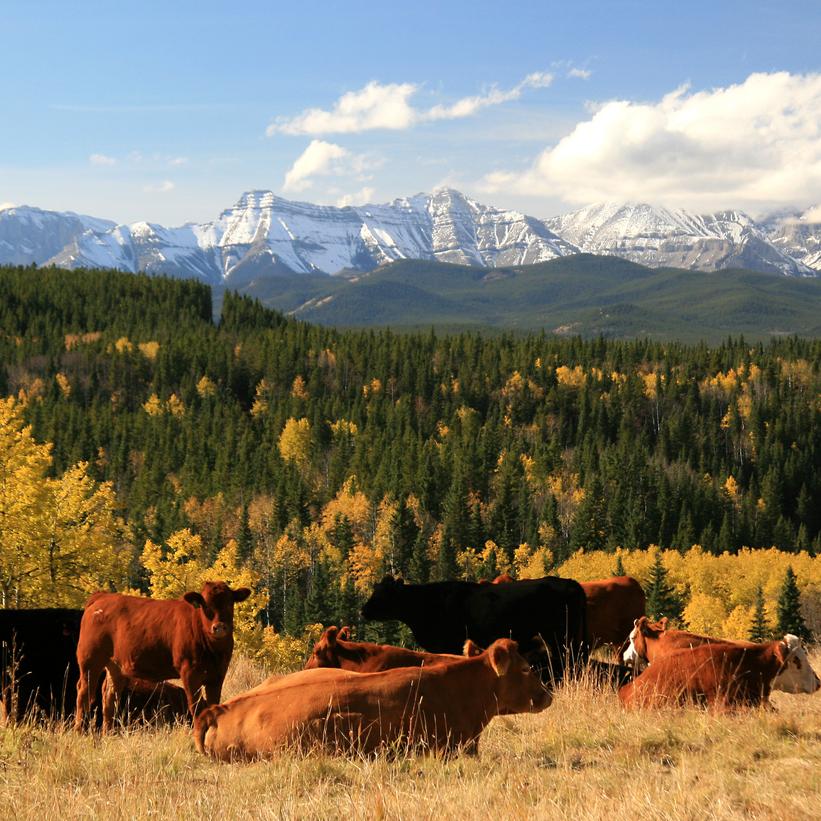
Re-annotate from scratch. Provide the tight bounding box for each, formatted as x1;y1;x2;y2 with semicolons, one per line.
304;626;481;672
492;573;515;584
105;677;191;726
195;638;551;760
74;581;250;731
618;638;817;710
580;576;646;656
623;616;820;694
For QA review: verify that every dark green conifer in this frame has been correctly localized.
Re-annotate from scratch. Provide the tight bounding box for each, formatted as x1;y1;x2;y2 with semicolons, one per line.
748;585;770;642
776;566;811;640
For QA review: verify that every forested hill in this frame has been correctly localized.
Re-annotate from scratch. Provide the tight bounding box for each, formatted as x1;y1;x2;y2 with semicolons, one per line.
1;265;819;632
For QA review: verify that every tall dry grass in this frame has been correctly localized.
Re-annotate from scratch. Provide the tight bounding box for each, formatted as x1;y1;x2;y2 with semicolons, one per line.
1;652;819;820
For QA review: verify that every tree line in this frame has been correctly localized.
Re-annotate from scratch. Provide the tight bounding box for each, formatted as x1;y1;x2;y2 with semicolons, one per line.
0;264;818;642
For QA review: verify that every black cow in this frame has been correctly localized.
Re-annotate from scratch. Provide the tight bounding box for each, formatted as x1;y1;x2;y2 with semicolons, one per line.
0;608;83;721
361;575;588;682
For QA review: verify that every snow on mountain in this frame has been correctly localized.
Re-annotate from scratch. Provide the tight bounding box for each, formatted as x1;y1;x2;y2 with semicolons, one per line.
762;206;821;272
0;192;816;281
545;202;813;277
0;205;115;266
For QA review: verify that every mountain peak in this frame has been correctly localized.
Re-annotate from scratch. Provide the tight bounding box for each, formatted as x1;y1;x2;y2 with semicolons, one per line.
0;191;816;281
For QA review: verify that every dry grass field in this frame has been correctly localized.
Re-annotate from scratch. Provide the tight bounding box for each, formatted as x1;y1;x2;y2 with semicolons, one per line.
1;653;819;821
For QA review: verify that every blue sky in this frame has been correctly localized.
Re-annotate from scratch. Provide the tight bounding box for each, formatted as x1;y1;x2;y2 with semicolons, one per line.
1;0;820;224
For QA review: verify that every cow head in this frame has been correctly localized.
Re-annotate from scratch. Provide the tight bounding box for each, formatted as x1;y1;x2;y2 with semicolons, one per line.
361;575;405;620
304;625;347;669
183;581;251;640
485;638;552;714
622;616;667;667
772;635;821;694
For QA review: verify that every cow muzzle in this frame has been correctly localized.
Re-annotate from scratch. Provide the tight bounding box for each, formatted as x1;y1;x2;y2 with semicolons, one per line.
211;622;229;638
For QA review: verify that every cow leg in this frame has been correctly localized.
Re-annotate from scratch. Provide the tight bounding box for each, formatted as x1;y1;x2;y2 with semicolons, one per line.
203;681;223;709
101;667;126;733
179;666;206;717
74;664;103;732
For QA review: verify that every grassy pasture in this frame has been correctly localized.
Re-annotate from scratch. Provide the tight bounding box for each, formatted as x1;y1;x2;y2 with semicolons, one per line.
1;653;820;820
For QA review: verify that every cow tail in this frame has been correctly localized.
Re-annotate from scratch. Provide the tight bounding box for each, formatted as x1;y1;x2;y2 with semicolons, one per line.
193;705;220;754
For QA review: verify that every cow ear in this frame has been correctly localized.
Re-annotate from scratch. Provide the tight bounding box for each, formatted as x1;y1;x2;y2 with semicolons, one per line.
183;592;205;609
638;616;651;634
488;641;511;677
232;587;252;603
338;626;351;640
463;639;482;657
323;626;339;646
659;617;669;630
774;640;790;666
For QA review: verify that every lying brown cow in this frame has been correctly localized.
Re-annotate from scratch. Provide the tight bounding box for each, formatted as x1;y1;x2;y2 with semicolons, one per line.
104;677;190;726
75;581;250;731
619;638;817;710
195;638;551;760
623;616;820;694
304;626;480;672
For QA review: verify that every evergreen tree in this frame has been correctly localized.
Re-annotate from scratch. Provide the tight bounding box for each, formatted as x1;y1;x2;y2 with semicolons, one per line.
776;565;811;640
748;585;770;642
613;554;625;577
237;502;253;562
645;552;683;622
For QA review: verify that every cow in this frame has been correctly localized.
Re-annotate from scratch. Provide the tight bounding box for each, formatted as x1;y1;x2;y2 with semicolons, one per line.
360;575;588;683
490;572;645;658
0;608;82;721
304;625;482;672
194;638;551;760
104;677;191;726
580;576;646;657
618;637;819;710
623;616;820;694
74;581;251;732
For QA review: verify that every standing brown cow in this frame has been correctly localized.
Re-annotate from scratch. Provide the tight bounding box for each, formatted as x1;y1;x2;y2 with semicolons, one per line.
74;581;250;731
580;576;646;657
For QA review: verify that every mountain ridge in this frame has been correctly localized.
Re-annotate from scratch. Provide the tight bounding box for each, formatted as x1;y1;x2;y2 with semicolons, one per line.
1;191;818;281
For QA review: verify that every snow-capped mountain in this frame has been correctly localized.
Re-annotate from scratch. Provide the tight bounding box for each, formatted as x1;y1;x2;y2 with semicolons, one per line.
0;205;115;267
762;206;821;271
545;202;813;277
0;192;817;281
22;190;578;285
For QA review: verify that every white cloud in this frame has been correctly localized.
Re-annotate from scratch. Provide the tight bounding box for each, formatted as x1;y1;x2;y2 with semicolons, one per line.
282;140;379;193
481;72;821;213
336;187;376;207
89;153;117;166
567;67;592;80
143;180;175;193
0;201;16;211
268;72;553;136
801;204;821;222
168;157;189;167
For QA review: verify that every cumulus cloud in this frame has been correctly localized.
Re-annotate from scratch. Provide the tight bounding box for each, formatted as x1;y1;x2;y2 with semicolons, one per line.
143;180;175;193
282;140;379;193
268;72;553;136
336;187;376;207
481;71;821;212
89;153;117;166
